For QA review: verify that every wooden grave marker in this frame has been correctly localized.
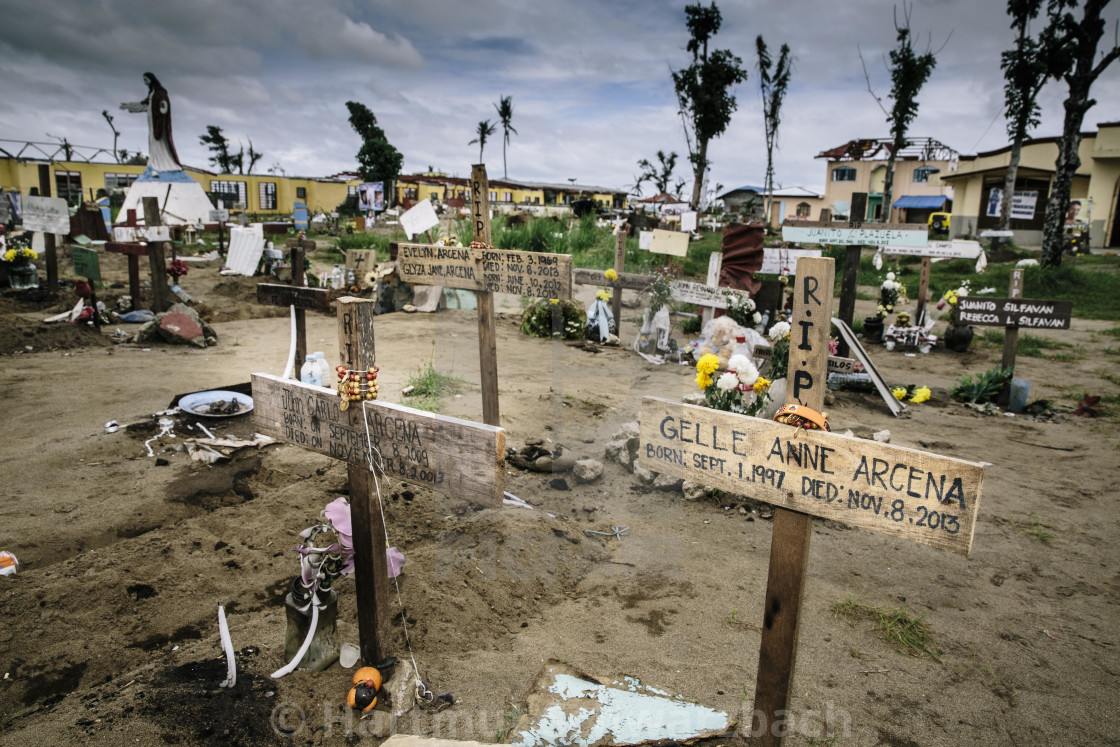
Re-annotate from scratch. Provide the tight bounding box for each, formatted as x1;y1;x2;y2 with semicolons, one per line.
104;200;172;309
22;193;69;289
883;239;984;325
255;238;328;366
396;164;573;426
638;257;984;744
252;296;506;664
71;245;102;330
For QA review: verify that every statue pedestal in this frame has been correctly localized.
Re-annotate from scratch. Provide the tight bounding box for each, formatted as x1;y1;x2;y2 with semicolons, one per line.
117;168;217;226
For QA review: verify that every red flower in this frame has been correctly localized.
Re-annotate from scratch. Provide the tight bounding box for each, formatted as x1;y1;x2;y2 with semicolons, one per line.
1071;395;1103;418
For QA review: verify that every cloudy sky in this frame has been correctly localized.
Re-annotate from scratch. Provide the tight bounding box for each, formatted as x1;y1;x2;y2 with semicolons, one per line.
1;0;1117;197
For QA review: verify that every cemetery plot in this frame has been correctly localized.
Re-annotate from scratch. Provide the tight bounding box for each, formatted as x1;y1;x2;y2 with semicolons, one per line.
640;398;983;555
957;297;1072;329
397;242;573;300
252;374;505;504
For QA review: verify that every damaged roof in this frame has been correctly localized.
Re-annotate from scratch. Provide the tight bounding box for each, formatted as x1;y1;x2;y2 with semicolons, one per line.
817;137;958;162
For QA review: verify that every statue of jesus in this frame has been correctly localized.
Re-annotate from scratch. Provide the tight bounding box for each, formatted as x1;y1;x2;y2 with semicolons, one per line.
120;72;183;173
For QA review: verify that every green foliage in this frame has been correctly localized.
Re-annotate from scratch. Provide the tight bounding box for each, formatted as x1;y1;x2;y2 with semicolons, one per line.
520;298;584;340
951;365;1013;404
404;363;466;413
494;95;517;179
756;36;793;222
346;101;402;183
200;125;239;174
335;233;391;261
680;315;703;335
832;596;940;660
672;2;747;207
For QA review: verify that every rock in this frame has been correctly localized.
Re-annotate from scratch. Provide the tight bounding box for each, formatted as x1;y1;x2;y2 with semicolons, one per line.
738;506;748;515
533;455;554;472
614;422;640;442
633;464;655;485
681;480;709;502
384;664;417;718
653;473;683;492
157;310;205;347
617;446;635;472
872;429;891;443
682;392;706;406
603;439;628;462
549;477;569;491
134;320;160;343
525;437;546;447
839;429;855;438
551;448;577;472
402;303;417;313
573;459;604;483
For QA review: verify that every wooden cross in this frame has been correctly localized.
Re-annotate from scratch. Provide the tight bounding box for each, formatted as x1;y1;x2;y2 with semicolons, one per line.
252;296;506;664
255;238;328;366
883;239;985;326
104;198;173;311
395;164;574;426
639;257;985;745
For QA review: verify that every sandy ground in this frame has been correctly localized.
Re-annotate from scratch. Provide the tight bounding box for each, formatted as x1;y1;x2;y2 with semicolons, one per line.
0;247;1118;746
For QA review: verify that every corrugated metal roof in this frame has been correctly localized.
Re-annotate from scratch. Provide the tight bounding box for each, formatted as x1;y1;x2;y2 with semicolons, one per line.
892;195;950;209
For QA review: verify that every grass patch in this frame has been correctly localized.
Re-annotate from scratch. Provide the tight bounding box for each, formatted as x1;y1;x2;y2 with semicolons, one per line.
403;363;466;412
1102;326;1120;339
832;596;940;660
951;365;1013;404
998;512;1058;544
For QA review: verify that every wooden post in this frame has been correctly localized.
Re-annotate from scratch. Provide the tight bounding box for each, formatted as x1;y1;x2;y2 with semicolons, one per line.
291;241;307;364
37;165;59;289
141;197;172;312
836;194;867;358
915;256;931;325
999;268;1025;407
471;164;500;427
611;228;625;326
701;251;723;327
337;297;390;664
752;256;834;745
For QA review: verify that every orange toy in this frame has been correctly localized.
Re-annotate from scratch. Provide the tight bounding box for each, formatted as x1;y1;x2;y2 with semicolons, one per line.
347;666;383;713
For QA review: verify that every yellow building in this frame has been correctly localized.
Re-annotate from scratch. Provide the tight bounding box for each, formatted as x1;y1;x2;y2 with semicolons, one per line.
940;122;1120;248
0;141;359;218
394;172;627;215
816;137;957;222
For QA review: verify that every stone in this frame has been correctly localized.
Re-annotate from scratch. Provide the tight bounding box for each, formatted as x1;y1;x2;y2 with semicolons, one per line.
158;310;205;347
549;477;569;491
653;473;683;492
533;455;554;472
383;665;417;718
681;392;706;406
573;458;604;483
633;464;655;485
872;429;891;443
603;438;628;462
681;480;709;502
614;422;640;441
617;446;634;472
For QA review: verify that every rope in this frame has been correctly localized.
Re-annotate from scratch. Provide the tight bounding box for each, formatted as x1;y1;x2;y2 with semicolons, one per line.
360;400;434;706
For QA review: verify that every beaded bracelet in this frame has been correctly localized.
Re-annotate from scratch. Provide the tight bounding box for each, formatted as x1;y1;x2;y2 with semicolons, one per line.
335;365;379;411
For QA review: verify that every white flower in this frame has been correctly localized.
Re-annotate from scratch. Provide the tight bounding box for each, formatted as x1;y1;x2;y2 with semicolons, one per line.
736;360;759;385
716;372;740;391
957;285;969;297
752;311;761;325
727;354;751;373
769;321;790;341
886;272;896;281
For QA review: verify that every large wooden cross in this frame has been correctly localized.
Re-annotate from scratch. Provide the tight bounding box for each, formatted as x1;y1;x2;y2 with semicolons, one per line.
395;164;573;426
639;257;985;745
255;238;328;366
252;296;506;664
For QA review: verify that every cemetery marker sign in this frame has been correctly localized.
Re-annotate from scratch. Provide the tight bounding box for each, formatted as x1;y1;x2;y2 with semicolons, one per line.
252;296;505;664
781;220;929;249
639;257;984;745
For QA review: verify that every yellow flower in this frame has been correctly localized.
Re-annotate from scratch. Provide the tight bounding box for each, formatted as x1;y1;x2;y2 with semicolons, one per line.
596;289;611;302
892;386;908;401
696;353;720;377
909;386;931;404
695;371;712;390
549;298;560;304
604;268;618;281
753;376;771;394
2;249;13;262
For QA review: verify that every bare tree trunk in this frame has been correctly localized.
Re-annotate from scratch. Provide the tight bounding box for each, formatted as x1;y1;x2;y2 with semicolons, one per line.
764;157;775;227
882;152;897;223
1040;102;1085;267
690;139;708;211
999;139;1024;231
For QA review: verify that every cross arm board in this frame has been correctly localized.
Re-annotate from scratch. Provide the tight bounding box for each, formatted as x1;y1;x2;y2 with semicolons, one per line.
397;242;573;300
639;397;983;555
251;373;506;504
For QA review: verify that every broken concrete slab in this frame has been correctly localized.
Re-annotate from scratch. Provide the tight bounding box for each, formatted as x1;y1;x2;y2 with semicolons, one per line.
513;660;734;747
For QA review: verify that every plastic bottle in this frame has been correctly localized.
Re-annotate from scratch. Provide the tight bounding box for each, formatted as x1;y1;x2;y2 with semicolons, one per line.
347;268;356;287
313;352;330;383
330;264;344;290
300;354;322;386
756;310;771;335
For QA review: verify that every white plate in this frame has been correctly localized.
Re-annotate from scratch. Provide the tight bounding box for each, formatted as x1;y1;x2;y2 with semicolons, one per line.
178;390;254;418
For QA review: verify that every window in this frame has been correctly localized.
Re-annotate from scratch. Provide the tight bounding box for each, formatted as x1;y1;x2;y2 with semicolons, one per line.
796;202;811;217
430;191;439;201
489;190;497;201
55;171;82;205
211;179;247;209
503;191;512;202
405;187;418;200
533;197;540;204
913;166;937;183
831;166;856;182
347;185;358;196
258;182;277;210
104;172;138;192
295;187;307;199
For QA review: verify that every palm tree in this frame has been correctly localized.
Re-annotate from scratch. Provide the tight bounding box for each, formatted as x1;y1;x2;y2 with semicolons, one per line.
494;95;517;179
469;120;497;164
